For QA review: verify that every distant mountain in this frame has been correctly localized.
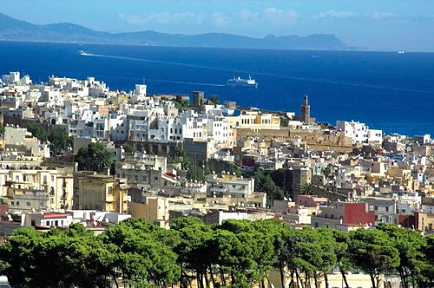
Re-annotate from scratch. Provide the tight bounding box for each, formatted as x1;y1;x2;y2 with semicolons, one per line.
0;13;349;50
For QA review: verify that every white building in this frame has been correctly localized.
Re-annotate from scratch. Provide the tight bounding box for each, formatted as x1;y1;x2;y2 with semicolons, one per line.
206;173;255;199
4;125;50;158
336;120;382;144
131;84;147;103
1;72;23;84
180;109;234;147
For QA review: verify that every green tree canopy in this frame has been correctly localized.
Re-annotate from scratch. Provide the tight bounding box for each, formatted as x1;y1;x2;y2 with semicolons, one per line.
349;228;400;288
280;117;289;128
48;127;73;156
2;218;433;288
26;122;47;142
76;142;114;173
0;224;117;288
102;219;181;287
253;169;284;206
300;183;318;196
376;223;427;288
122;144;135;155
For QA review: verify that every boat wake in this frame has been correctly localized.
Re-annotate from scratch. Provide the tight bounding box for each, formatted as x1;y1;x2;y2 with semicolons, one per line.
80;51;434;95
79;51;244;74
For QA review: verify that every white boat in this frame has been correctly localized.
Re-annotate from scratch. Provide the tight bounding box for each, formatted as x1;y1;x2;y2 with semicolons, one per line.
78;50;88;56
397;51;405;54
226;75;258;88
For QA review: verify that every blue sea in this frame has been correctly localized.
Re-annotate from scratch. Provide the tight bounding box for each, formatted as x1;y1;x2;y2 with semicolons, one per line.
0;41;433;136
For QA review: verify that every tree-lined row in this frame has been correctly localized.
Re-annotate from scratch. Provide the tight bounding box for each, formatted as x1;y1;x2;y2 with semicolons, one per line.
0;218;433;288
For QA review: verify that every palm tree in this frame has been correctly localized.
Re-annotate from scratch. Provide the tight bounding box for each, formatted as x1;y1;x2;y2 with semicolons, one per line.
92;148;113;173
300;183;318;195
77;143;113;173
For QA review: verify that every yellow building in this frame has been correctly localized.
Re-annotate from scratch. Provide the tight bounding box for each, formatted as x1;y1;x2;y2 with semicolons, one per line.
0;167;74;210
268;269;391;288
130;196;195;228
75;172;128;213
225;110;280;130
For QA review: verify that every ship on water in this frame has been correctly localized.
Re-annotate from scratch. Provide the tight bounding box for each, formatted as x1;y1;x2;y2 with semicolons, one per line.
226;75;258;88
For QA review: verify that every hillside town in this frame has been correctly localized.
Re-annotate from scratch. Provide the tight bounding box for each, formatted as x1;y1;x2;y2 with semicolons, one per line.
0;71;432;234
0;71;434;287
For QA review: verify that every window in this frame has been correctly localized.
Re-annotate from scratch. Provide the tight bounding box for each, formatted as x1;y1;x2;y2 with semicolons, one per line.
26;202;31;206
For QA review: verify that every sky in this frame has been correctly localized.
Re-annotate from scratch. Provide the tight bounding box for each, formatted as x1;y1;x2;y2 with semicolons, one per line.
2;0;434;51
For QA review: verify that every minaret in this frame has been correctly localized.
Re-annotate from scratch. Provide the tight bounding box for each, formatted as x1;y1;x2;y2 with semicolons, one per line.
300;95;310;124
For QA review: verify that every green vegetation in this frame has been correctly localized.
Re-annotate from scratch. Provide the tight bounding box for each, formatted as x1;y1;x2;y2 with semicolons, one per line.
348;227;400;288
26;122;47;141
182;156;210;182
252;168;284;205
322;165;333;179
300;183;319;196
122;144;135;155
175;148;211;182
280;117;289;128
76;143;114;173
0;220;433;288
48;127;73;156
172;99;190;112
167;145;185;164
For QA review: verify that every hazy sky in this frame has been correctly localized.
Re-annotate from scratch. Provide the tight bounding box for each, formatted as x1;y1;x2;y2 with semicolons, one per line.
2;0;434;51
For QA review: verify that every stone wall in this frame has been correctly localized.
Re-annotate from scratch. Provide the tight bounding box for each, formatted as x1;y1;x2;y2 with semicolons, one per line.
237;127;353;153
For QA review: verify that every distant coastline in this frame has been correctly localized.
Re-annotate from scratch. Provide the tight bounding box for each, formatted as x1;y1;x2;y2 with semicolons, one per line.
0;12;351;51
